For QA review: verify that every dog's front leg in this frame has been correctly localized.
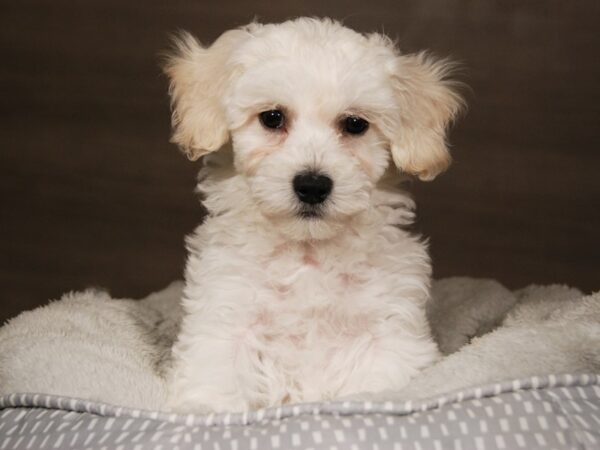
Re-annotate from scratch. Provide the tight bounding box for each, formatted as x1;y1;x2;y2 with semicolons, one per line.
166;285;262;413
336;328;441;399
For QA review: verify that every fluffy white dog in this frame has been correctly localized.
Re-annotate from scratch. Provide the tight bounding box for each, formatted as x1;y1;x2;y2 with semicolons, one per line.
164;17;463;413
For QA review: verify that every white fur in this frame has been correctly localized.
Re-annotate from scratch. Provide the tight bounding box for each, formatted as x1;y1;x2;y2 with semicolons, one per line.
2;279;598;411
163;18;463;413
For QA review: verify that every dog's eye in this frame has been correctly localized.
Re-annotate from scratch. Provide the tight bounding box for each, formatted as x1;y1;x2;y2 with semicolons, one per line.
343;116;369;135
259;109;285;130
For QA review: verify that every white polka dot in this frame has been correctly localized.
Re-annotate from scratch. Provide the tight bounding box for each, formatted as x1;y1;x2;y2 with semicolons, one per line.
312;431;322;444
514;433;526;448
399;425;407;439
150;431;163;442
53;433;65;449
378;427;388;440
26;435;38;450
585;431;598;444
357;428;366;442
291;433;301;447
534;433;547;446
542;401;553;413
495;435;506;449
12;437;25;450
569;399;583;413
255;410;264;422
474;436;485;450
518;417;529;431
575;415;590;428
537;415;548;430
479;419;488;433
577;386;591;400
270;435;280;448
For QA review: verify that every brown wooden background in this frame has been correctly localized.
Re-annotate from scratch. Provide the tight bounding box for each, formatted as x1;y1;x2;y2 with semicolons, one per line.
2;1;599;322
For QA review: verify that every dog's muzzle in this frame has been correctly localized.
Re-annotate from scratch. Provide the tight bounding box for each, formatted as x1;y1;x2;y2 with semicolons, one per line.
293;172;333;205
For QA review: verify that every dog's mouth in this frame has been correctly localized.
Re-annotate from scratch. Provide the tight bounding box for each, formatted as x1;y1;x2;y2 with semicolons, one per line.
298;205;324;220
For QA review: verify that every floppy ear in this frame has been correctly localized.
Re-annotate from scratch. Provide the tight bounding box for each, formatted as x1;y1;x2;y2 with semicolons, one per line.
163;29;247;160
386;52;464;181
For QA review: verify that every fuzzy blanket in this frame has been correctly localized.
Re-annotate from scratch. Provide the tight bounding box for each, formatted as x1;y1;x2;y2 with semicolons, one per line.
0;278;598;410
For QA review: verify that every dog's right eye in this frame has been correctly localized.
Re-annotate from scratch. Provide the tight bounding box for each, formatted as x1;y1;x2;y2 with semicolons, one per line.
342;116;369;135
259;110;285;130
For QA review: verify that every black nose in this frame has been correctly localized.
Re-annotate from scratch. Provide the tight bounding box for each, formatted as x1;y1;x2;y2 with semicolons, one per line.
293;172;333;205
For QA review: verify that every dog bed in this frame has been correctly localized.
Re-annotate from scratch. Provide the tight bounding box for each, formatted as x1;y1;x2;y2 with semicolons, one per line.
1;375;599;450
1;278;599;449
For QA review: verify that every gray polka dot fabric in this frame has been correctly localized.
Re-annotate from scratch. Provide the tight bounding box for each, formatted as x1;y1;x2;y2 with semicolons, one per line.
1;374;599;450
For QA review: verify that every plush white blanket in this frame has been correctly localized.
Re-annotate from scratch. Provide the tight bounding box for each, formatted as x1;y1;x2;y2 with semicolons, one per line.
0;278;598;410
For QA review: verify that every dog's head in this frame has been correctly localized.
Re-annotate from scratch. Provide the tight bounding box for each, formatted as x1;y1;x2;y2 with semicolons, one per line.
164;18;463;240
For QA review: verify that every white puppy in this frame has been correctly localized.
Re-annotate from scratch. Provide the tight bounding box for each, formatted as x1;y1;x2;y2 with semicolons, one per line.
164;17;463;413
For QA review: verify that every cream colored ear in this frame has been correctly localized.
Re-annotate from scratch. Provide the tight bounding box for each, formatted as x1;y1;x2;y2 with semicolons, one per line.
386;52;464;181
163;29;247;160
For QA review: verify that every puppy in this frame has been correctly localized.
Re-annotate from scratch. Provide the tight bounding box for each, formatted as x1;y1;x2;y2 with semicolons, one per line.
164;17;463;413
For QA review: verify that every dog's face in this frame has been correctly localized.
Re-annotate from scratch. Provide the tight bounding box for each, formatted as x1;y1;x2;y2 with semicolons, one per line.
165;19;463;240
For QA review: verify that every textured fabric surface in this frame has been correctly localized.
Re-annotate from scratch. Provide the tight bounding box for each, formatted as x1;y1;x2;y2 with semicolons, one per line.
1;374;599;449
2;278;599;412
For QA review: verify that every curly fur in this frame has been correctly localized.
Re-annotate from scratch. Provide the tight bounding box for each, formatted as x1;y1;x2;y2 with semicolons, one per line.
164;17;464;413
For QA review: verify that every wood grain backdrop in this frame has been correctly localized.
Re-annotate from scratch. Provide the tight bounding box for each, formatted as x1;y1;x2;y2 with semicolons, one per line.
1;0;599;322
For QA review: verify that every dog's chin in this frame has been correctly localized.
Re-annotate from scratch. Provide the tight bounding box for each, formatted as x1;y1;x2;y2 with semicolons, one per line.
288;216;343;241
261;208;345;241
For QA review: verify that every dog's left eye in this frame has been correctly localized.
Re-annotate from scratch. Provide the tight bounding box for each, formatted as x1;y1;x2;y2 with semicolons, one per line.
259;109;285;130
342;116;369;135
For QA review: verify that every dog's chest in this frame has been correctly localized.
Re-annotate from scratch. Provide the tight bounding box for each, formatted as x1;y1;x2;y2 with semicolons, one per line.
247;242;388;346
